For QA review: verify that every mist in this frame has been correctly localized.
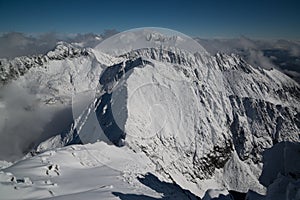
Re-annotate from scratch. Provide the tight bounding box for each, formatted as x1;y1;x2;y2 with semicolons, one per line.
0;29;119;59
0;32;59;59
199;36;300;82
0;29;121;161
0;82;73;161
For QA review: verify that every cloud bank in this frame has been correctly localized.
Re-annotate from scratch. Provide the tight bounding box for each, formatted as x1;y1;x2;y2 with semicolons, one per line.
199;36;300;83
0;29;119;59
0;83;73;161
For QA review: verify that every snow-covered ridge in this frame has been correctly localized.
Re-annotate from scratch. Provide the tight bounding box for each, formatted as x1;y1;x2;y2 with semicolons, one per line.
45;42;89;60
120;47;206;68
37;45;300;184
0;42;90;85
118;47;300;107
120;47;261;73
1;33;300;199
94;28;208;56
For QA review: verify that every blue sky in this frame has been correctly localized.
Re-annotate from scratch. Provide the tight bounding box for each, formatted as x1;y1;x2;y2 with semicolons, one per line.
0;0;299;39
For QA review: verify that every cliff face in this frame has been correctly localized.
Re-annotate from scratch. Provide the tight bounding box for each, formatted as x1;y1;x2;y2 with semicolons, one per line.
62;45;299;194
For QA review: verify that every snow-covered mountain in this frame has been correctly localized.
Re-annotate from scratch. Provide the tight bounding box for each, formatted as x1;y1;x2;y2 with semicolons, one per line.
0;29;299;200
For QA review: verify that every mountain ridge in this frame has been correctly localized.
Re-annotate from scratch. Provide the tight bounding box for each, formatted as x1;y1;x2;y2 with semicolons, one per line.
0;39;299;199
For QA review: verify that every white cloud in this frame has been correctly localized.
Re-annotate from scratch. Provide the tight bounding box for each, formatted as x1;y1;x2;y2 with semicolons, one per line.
0;83;73;161
0;30;119;59
199;36;300;73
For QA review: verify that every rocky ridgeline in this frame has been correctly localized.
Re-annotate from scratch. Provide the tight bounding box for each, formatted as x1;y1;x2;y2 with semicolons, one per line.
0;42;89;85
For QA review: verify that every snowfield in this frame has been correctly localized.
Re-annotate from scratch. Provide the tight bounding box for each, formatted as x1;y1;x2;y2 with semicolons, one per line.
0;28;299;200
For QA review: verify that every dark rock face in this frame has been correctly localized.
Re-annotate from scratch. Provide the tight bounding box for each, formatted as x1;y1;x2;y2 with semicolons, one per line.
229;95;299;162
96;58;153;146
193;141;233;179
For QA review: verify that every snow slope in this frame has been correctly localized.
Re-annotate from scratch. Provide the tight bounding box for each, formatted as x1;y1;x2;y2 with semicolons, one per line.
0;142;191;199
0;28;299;199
